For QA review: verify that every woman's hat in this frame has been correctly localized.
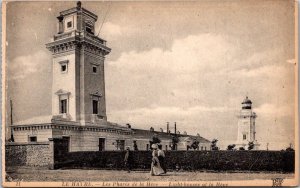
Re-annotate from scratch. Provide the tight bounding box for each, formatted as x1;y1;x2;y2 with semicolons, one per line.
151;144;158;149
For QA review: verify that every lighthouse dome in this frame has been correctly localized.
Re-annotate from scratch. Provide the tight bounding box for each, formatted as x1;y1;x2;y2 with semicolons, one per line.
241;96;252;109
242;96;252;104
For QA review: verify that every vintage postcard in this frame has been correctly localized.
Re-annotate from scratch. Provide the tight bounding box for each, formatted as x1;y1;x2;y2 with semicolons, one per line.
2;0;299;187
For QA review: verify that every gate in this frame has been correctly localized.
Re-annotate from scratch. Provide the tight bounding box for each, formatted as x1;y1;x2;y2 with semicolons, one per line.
53;137;70;167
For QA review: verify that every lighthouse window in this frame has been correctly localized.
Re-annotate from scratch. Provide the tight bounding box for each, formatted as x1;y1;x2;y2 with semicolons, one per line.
86;26;93;34
67;21;72;28
243;134;247;140
92;100;98;114
61;64;67;72
92;66;97;73
60;99;67;114
59;60;69;73
85;24;94;34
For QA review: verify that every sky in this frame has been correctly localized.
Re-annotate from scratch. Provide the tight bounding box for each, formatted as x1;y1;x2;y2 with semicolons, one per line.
5;1;296;150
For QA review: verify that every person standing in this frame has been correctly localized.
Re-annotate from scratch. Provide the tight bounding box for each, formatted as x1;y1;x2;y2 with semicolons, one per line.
158;144;167;174
150;144;164;176
124;146;132;173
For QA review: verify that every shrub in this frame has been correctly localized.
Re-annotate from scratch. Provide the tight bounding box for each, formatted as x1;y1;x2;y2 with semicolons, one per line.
248;141;254;150
239;147;245;150
286;147;294;152
227;144;236;150
211;139;219;150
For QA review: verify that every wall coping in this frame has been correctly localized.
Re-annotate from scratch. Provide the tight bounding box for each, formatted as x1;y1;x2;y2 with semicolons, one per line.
11;122;132;135
5;142;50;146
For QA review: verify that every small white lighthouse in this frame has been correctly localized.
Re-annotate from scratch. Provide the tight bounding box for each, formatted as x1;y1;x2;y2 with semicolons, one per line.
236;96;260;150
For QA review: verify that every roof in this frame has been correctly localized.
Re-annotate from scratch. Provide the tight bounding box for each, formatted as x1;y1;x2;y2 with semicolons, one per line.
131;128;211;143
242;96;252;104
58;3;98;21
50;119;131;131
131;129;173;140
189;135;211;143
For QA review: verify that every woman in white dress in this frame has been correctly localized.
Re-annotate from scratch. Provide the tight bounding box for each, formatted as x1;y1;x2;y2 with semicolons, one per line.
150;144;164;176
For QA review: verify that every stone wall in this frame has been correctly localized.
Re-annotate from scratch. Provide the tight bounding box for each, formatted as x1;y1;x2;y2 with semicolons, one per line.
5;144;27;166
5;142;53;167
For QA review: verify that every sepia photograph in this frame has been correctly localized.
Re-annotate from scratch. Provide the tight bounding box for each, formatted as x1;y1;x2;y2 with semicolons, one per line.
2;0;298;187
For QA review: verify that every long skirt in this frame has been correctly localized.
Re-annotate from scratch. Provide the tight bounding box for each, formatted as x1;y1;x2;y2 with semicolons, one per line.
150;157;164;176
158;156;166;173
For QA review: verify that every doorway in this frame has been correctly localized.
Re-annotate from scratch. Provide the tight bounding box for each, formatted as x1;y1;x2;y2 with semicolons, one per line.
99;138;105;151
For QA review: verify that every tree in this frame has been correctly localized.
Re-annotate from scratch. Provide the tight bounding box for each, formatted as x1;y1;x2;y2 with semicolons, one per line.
239;147;245;150
169;135;179;150
187;139;200;150
227;144;236;150
286;147;294;152
286;143;294;151
152;135;161;144
149;134;161;149
248;141;254;150
211;139;219;150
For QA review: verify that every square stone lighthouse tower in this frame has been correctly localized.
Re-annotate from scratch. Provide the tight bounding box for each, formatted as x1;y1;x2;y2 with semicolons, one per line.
236;96;260;150
46;2;111;125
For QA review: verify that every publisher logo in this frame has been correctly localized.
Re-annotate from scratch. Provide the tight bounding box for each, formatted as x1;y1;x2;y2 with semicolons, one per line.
272;178;284;187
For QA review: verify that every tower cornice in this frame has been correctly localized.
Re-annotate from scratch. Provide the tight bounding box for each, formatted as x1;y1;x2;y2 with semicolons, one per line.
46;30;111;56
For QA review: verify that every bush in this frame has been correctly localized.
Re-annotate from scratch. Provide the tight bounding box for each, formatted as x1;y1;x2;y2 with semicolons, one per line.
211;139;219;151
227;144;236;150
286;147;294;152
248;141;254;150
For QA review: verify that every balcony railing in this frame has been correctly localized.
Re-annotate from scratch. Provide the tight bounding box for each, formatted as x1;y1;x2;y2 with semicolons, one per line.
53;30;107;46
53;30;81;41
84;32;106;45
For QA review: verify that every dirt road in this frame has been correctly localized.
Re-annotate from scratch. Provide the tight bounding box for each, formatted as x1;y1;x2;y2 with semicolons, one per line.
5;167;294;182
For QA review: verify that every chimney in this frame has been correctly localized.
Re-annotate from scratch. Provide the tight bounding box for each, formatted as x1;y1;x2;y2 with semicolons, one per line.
160;128;163;132
174;122;177;135
167;122;169;133
77;1;82;9
150;127;154;132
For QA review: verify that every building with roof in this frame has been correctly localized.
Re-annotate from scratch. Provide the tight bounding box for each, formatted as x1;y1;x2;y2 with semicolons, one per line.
10;2;211;152
131;126;211;151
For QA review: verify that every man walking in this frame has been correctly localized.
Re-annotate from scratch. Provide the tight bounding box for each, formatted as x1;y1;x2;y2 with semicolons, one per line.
124;146;132;173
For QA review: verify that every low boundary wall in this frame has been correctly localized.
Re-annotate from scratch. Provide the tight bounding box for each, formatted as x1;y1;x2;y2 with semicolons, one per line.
5;142;53;168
